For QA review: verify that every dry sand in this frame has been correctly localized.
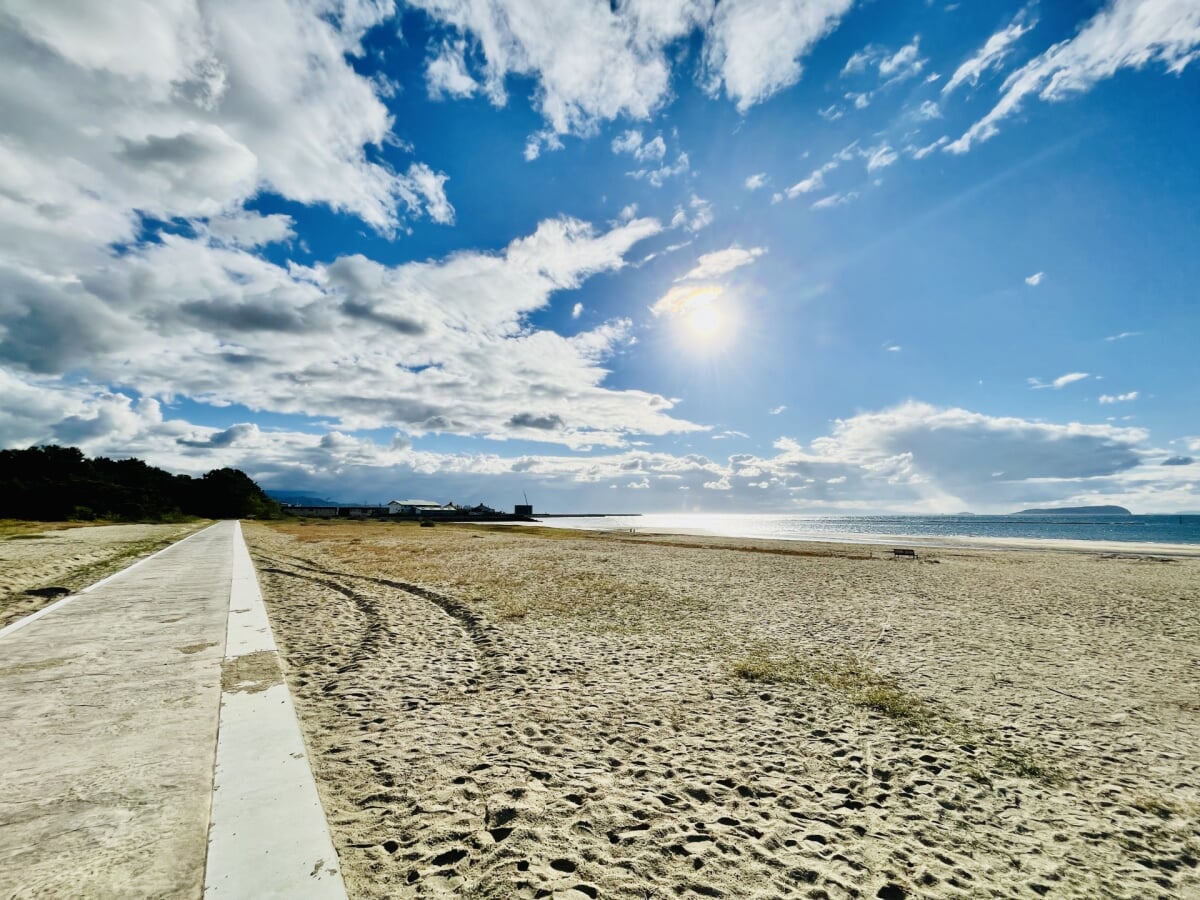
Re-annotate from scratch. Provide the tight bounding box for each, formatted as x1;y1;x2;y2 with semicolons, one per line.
244;520;1200;899
0;522;201;629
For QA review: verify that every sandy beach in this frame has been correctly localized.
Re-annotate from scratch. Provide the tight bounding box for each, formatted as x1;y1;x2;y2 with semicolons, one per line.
0;522;201;629
239;520;1200;899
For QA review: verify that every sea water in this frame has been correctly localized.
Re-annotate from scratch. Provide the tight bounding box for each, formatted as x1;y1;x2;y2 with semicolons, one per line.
533;513;1200;546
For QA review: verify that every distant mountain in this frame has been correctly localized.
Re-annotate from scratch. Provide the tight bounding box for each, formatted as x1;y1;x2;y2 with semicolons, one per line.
267;490;341;506
1014;505;1132;516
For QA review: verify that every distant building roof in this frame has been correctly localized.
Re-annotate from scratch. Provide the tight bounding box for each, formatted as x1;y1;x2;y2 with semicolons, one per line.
387;499;444;507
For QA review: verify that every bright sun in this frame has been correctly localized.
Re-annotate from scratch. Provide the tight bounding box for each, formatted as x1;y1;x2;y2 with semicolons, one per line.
685;303;722;339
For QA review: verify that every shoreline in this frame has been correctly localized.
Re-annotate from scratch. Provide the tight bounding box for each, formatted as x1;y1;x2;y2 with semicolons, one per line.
509;518;1200;558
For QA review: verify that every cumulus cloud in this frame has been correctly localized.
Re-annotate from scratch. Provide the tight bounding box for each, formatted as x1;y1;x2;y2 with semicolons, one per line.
676;245;765;282
1025;271;1045;286
427;38;479;98
702;0;855;111
6;381;1186;513
611;129;666;162
942;9;1037;95
948;0;1200;153
0;211;710;450
2;0;459;249
409;0;854;139
745;172;769;190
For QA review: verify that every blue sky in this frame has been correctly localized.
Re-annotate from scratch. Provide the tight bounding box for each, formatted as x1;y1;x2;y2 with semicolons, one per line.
1;0;1198;513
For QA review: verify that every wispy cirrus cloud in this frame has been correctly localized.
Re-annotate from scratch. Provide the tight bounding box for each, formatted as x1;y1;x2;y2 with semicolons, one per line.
948;0;1200;153
1029;372;1090;389
676;246;766;282
942;9;1037;96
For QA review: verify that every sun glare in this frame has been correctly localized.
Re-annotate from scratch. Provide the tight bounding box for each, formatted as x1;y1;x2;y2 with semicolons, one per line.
686;303;722;338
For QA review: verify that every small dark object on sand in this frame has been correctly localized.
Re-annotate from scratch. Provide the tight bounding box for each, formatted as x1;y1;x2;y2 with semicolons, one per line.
25;586;71;598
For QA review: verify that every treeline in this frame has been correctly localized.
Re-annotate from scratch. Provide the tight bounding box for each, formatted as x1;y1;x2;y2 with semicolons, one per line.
0;445;282;521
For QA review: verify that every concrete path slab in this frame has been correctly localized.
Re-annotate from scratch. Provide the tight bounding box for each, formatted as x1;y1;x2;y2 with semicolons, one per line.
0;521;345;900
204;523;346;898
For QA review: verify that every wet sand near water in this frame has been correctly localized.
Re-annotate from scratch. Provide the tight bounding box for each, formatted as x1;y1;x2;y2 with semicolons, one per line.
245;520;1200;899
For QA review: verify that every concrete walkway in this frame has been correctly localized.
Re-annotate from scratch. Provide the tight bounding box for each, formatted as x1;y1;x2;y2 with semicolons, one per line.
0;521;345;899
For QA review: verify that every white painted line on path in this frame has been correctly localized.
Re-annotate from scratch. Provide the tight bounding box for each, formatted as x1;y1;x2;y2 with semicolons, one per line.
0;521;221;642
203;522;347;899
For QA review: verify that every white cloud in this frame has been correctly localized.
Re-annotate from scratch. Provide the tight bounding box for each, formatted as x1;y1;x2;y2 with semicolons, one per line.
0;0;451;248
628;153;690;187
915;100;942;120
885;344;901;352
846;91;872;109
407;0;690;138
651;284;723;319
865;144;899;172
612;129;661;160
842;36;927;84
1029;372;1090;389
911;136;948;159
670;195;714;232
1025;271;1045;286
702;0;855;111
427;38;479;98
636;135;667;162
878;37;926;80
1100;391;1138;404
1105;330;1140;341
785;163;833;197
769;405;787;415
8;384;1186;513
744;172;769;190
676;246;766;282
0;209;715;450
409;0;855;139
203;211;296;248
811;191;858;210
943;10;1037;95
571;302;583;319
817;103;844;121
612;129;645;155
949;0;1200;153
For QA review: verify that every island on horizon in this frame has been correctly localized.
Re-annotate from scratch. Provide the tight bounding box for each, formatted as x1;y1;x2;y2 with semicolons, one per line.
1012;505;1133;516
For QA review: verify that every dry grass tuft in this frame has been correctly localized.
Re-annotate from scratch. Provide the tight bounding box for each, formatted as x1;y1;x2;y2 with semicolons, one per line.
733;652;936;728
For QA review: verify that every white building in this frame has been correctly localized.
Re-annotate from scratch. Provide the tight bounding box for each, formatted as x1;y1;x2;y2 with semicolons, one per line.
387;499;452;515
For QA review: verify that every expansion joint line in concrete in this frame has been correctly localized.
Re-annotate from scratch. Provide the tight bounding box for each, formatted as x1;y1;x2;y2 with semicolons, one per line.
202;521;348;899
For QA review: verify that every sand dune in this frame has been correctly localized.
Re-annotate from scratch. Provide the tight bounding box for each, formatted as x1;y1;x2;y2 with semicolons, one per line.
245;521;1200;899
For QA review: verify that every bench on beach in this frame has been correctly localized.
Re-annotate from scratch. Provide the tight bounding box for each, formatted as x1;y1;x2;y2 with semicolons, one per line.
892;548;918;559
